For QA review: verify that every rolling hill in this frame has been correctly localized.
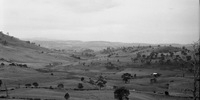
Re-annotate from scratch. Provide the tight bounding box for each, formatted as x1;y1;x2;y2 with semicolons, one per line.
28;39;185;51
0;32;198;100
0;32;73;68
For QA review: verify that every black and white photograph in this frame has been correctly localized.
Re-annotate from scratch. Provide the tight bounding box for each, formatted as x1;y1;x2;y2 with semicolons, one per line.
0;0;199;100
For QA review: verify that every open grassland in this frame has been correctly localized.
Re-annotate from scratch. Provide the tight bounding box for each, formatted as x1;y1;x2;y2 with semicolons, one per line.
0;32;198;100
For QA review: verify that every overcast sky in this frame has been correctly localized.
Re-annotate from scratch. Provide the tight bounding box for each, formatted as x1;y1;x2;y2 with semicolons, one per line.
0;0;199;44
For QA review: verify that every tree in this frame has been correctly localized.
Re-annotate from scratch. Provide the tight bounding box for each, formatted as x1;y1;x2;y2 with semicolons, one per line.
96;81;105;90
189;41;200;100
96;75;107;89
136;53;141;58
150;78;157;84
121;73;132;84
178;41;200;100
32;82;39;88
1;63;5;66
0;80;2;87
64;93;70;100
186;56;192;61
50;73;54;76
25;84;31;88
88;78;95;85
81;77;85;81
78;83;83;89
165;91;169;96
114;87;130;100
2;40;7;45
133;74;137;78
169;52;174;57
57;83;64;89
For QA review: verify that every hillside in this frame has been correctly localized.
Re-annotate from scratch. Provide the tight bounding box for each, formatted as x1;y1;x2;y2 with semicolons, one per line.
0;32;73;68
0;32;199;100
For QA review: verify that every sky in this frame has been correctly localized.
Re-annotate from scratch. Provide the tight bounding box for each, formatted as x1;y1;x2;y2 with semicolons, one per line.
0;0;199;44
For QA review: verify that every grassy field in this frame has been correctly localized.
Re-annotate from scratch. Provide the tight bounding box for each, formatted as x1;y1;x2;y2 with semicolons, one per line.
0;33;198;100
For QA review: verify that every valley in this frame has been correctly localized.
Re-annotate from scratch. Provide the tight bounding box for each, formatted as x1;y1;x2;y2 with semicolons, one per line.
0;32;199;100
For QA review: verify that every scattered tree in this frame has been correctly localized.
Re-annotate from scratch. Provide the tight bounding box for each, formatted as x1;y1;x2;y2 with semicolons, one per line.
114;87;130;100
96;75;107;89
64;93;70;100
186;56;192;61
0;80;2;87
165;91;169;96
136;53;141;58
88;78;95;85
150;78;157;84
1;63;5;66
25;84;31;88
188;41;199;100
133;74;137;78
96;81;105;90
78;83;83;89
2;41;7;45
32;82;39;88
81;77;85;81
57;83;64;89
121;73;132;84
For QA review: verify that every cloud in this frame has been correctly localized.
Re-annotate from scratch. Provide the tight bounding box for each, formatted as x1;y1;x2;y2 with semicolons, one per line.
57;0;120;13
0;0;199;44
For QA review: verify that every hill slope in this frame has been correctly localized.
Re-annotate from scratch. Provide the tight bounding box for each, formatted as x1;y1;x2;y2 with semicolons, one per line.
0;32;72;68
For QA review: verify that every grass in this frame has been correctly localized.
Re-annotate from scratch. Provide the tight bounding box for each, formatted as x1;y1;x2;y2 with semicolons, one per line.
0;33;197;100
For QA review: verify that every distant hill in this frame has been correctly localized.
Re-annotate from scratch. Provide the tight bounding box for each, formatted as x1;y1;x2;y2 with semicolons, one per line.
30;40;185;51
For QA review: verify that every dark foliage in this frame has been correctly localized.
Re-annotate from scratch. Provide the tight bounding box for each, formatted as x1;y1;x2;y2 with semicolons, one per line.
64;93;70;100
121;73;132;84
32;82;39;87
114;87;130;100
